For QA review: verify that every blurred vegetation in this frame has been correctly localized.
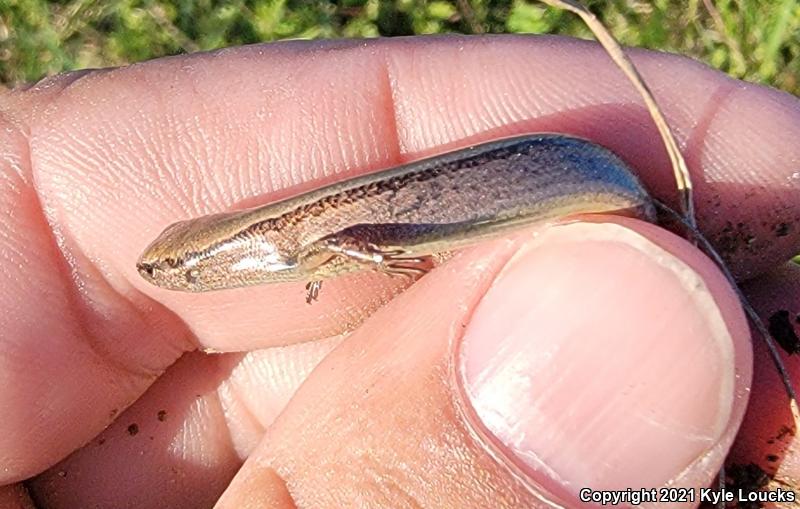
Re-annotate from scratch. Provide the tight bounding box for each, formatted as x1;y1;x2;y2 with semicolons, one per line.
0;0;798;95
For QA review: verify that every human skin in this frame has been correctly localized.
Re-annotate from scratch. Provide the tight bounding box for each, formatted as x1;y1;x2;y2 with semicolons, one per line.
0;35;799;508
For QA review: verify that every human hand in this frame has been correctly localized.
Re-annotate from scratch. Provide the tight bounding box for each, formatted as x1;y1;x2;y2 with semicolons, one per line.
1;36;799;508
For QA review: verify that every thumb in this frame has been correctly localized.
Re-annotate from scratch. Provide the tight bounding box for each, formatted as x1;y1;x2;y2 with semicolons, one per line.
216;218;751;508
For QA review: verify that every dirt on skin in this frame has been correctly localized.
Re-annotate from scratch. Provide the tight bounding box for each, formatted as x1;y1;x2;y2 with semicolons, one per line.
768;310;800;355
727;463;771;509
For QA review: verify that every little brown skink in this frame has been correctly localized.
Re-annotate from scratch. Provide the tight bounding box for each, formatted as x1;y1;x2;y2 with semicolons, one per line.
137;134;655;302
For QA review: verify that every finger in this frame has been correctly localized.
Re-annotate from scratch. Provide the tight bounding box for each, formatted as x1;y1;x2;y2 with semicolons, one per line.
28;338;339;509
23;36;800;352
382;36;800;280
728;262;800;495
0;92;196;483
215;218;751;508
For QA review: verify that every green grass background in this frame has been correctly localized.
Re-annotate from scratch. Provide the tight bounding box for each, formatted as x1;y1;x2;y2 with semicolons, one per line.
1;0;799;96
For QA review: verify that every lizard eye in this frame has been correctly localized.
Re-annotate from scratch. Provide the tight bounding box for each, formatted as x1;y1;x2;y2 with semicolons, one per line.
137;262;158;278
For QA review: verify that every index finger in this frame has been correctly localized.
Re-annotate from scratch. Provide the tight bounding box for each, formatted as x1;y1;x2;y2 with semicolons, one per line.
23;37;800;348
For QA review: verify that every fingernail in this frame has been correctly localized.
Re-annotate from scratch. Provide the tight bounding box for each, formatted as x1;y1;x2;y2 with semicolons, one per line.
458;222;736;496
